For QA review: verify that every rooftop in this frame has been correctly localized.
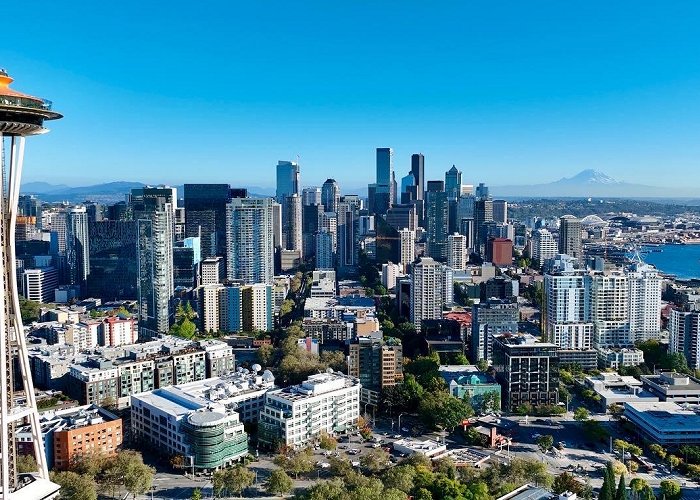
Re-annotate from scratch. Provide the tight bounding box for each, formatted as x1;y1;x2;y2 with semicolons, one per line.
271;371;359;402
624;401;700;432
642;372;700;393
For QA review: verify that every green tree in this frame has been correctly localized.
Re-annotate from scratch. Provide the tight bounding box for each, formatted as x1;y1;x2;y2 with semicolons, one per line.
574;407;590;421
102;450;155;500
668;454;682;471
476;358;489;372
613;439;642;457
279;299;294;317
615;475;627;500
537;434;554;453
659;480;681;500
304;479;347;500
608;404;624;420
360;448;390;474
414;487;434;500
319;430;338;451
266;469;293;497
213;465;255;497
552;472;584;495
191;488;202;500
19;295;41;323
69;451;109;478
582;419;609;442
419;391;473;431
381;464;415;493
274;448;314;479
257;344;274;366
51;471;98;500
16;453;38;473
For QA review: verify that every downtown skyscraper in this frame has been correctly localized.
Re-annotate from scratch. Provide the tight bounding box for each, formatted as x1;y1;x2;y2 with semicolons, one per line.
276;160;300;202
184;184;232;260
131;187;176;337
226;197;275;284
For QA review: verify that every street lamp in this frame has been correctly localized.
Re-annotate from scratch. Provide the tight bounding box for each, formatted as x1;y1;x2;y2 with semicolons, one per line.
189;455;195;477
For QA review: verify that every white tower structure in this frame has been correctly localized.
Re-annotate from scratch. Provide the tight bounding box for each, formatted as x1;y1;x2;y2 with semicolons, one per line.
0;70;61;497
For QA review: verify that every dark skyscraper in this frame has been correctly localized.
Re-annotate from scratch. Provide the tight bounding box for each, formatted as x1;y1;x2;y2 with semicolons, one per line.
87;220;138;300
474;198;494;255
445;165;462;201
184;184;231;260
426;181;449;262
410;153;425;201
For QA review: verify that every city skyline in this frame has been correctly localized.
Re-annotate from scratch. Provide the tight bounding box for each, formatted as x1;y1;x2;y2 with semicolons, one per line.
4;2;700;189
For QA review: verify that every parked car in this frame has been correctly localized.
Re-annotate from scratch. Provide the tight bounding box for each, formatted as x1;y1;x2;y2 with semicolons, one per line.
392;434;402;439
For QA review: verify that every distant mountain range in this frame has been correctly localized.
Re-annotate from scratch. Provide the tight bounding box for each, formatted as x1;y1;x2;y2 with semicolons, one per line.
20;169;698;203
492;169;698;199
20;181;275;203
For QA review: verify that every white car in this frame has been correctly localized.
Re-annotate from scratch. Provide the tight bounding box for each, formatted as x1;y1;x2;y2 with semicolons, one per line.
352;461;361;467
317;462;331;469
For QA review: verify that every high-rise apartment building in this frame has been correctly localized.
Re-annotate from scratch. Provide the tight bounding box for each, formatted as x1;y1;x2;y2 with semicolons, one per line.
544;272;593;349
559;215;583;260
132;187;175;337
591;273;630;348
447;233;467;271
492;334;559;413
532;228;558;266
276;160;300;202
201;256;223;286
315;230;334;270
426;181;448;261
242;284;273;332
471;299;519;362
65;206;89;293
398;228;415;271
226;198;275;285
321;178;340;213
410;257;450;333
183;184;231;260
669;308;700;370
628;264;662;342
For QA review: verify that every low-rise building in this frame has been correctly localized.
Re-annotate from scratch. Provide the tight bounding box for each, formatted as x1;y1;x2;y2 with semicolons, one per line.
584;372;658;408
258;371;360;448
16;405;122;470
641;372;700;404
597;348;645;369
557;349;598;371
131;389;248;471
438;365;501;410
624;401;700;445
392;438;447;458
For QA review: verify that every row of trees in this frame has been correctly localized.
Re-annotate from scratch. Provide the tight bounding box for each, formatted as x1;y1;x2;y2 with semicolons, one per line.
50;449;155;500
297;453;558;500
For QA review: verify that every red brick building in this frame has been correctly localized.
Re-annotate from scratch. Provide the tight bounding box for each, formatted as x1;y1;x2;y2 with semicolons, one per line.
487;238;513;267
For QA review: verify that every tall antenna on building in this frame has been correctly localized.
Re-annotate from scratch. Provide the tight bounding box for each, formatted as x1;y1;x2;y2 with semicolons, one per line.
0;70;62;497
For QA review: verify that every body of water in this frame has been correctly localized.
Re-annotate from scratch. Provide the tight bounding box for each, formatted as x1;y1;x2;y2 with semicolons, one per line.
639;244;700;280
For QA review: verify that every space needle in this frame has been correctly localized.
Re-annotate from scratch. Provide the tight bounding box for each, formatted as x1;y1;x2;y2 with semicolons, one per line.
0;69;62;498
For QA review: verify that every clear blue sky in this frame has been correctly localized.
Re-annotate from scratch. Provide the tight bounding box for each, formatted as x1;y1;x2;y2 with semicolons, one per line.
3;1;700;191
